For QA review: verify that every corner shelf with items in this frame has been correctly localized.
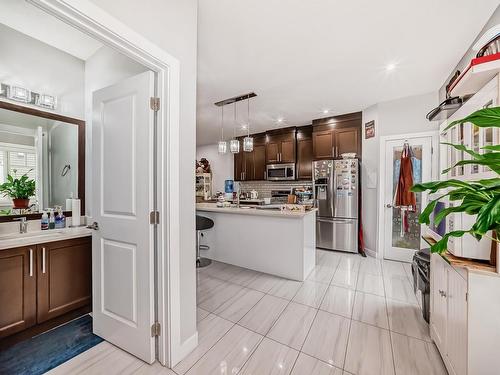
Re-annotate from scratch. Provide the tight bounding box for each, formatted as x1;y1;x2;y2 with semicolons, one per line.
437;75;499;261
195;173;212;200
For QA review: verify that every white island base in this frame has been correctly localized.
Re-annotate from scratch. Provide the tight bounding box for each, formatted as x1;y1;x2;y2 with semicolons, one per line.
196;203;316;281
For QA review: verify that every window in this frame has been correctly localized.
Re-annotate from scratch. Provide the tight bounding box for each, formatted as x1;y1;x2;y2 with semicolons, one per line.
0;145;37;206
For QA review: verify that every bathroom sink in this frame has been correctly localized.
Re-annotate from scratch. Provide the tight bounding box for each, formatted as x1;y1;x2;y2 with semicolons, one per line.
0;230;66;241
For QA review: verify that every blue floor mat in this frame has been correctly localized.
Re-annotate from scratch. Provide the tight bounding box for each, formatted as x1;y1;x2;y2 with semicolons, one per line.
0;314;103;375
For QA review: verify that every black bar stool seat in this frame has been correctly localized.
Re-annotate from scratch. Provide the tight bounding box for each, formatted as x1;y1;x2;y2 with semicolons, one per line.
196;215;214;267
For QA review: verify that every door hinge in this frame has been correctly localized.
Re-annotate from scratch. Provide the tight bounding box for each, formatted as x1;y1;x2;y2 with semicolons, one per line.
150;97;160;111
151;322;161;337
465;292;468;302
149;211;160;224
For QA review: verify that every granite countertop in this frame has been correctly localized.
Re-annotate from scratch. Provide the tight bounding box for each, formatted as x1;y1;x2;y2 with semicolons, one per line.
196;203;317;218
0;227;92;250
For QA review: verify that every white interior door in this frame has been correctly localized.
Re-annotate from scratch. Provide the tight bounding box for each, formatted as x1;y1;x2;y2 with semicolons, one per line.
383;135;432;262
91;71;156;363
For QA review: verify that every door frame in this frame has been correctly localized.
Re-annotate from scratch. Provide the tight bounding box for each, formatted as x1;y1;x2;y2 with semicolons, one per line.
377;131;439;260
29;0;185;366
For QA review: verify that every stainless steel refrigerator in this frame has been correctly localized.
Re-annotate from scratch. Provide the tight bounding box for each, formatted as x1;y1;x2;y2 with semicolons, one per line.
313;159;359;253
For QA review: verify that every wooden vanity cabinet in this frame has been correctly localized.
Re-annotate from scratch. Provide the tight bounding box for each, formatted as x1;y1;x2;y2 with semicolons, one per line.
0;247;36;338
312;112;362;160
0;236;91;338
296;126;313;180
37;237;92;323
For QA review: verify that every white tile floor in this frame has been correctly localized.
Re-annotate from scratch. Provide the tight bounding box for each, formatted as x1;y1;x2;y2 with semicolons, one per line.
48;249;447;375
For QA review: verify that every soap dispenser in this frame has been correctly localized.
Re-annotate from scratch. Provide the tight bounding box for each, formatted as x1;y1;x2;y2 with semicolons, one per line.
48;209;55;229
41;211;49;230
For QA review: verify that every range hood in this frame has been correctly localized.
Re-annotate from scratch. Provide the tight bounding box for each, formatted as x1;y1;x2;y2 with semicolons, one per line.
426;96;462;121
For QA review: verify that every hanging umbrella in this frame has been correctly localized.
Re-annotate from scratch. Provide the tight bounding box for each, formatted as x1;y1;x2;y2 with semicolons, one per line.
393;142;416;236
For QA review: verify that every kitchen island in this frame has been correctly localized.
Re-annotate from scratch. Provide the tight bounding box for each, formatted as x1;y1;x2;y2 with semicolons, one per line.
196;203;316;281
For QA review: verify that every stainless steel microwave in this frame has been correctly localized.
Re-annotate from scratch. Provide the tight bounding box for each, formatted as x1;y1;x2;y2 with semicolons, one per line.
266;163;296;181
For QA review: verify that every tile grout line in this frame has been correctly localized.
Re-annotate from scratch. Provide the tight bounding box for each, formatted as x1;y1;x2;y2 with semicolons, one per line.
339;262;362;372
382;263;398;375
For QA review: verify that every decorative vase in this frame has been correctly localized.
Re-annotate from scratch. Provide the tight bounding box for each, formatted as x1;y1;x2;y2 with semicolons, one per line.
12;198;29;209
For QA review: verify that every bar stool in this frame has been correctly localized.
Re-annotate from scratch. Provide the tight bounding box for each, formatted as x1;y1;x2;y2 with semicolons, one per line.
196;215;214;268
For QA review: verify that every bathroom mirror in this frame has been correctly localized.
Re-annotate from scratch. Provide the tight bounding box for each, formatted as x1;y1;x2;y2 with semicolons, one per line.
0;101;84;221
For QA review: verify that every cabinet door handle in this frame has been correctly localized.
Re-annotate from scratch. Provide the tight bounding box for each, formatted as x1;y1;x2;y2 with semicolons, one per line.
42;247;46;274
264;171;266;180
332;147;335;157
29;248;33;277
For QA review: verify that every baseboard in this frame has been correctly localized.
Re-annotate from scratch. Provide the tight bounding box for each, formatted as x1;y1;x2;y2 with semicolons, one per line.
170;331;198;368
364;247;379;259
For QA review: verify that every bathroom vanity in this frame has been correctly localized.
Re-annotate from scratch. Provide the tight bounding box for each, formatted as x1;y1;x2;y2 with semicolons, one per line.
0;228;92;340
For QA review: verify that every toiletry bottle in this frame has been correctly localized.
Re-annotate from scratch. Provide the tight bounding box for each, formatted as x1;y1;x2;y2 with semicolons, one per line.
41;211;49;230
55;206;65;229
49;209;55;229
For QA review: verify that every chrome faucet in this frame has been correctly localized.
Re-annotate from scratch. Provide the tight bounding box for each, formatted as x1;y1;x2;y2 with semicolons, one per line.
14;217;28;234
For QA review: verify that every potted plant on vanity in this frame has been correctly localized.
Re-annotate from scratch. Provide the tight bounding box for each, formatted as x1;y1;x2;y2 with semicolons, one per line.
0;170;36;209
412;107;500;266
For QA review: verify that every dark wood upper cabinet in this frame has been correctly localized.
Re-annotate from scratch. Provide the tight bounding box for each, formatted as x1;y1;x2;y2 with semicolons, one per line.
265;128;296;164
297;126;313;180
37;237;92;323
253;135;267;180
335;126;360;156
312;130;335;159
0;247;36;338
233;134;266;181
312;112;362;160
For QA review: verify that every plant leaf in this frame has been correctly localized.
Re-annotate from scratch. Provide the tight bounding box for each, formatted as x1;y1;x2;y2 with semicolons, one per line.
445;107;500;131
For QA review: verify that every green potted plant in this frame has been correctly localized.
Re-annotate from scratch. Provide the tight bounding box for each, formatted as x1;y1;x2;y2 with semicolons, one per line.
411;107;500;265
0;170;36;209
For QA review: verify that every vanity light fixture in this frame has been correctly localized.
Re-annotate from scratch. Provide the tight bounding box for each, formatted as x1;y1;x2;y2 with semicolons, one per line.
0;82;57;110
243;95;253;152
218;105;227;154
37;94;57;110
229;102;240;154
10;86;31;103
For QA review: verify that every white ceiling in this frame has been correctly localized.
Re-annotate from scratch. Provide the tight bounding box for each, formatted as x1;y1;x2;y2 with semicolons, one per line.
196;0;500;145
0;0;102;60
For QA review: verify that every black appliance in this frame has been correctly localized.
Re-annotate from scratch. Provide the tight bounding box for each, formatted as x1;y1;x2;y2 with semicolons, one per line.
412;248;431;323
426;96;462;121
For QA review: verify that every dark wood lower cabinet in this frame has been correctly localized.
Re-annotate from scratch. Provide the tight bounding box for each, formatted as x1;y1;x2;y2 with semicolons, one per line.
37;237;92;323
0;236;91;339
0;247;36;338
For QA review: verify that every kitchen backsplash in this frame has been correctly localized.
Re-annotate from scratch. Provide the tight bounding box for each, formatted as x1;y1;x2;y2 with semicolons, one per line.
239;181;312;198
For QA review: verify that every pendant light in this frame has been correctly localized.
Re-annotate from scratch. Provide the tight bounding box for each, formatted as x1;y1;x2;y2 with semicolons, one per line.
243;95;253;152
217;105;227;153
230;102;240;153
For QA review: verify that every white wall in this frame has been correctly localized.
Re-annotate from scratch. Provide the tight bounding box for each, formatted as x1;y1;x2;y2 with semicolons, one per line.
88;0;199;360
196;145;234;193
0;23;85;119
361;91;439;256
84;45;148;216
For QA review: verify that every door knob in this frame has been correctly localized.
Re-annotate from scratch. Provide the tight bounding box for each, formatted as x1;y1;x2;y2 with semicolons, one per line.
386;203;393;208
87;222;99;230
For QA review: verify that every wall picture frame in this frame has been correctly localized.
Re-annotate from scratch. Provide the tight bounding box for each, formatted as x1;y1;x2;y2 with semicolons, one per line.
365;120;375;139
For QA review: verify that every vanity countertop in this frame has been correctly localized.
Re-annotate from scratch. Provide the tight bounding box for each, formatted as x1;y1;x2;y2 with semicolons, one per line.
0;227;92;250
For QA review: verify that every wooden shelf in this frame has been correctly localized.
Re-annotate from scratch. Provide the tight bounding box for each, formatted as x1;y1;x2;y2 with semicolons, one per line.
423;235;498;275
449;53;500;97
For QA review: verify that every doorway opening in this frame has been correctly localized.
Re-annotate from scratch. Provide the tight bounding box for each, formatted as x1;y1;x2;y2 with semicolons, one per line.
0;0;180;370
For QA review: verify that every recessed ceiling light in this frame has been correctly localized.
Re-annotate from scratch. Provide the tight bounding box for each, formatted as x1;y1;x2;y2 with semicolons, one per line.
241;124;248;130
386;63;396;71
322;109;330;114
276;117;284;123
